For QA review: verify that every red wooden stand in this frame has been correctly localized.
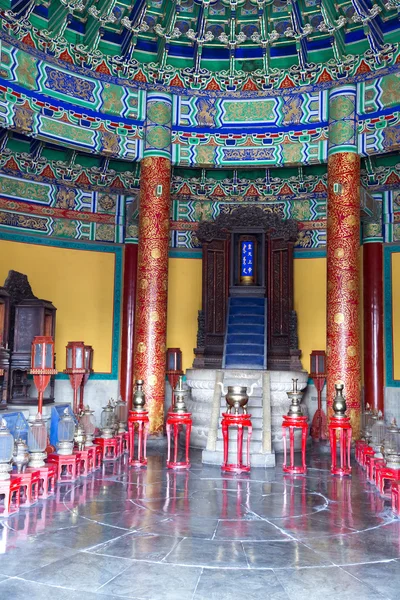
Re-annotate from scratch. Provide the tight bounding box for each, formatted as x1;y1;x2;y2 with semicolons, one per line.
122;431;129;453
0;477;21;517
376;465;400;498
355;439;366;464
37;464;57;499
360;445;375;469
94;444;103;468
392;481;400;516
221;413;252;474
282;415;308;474
94;437;119;461
128;411;149;467
368;456;385;484
12;469;40;506
166;411;192;470
74;450;90;476
329;417;352;476
47;453;80;481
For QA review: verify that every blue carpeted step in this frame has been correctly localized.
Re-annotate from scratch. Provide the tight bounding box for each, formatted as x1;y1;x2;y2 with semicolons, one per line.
230;297;265;306
227;333;264;345
229;315;264;326
229;305;265;316
225;354;265;368
225;343;264;355
228;324;264;335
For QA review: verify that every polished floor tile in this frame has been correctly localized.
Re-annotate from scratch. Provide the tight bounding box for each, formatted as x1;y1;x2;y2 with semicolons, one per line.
21;550;133;591
193;568;290;600
98;561;202;599
0;446;398;599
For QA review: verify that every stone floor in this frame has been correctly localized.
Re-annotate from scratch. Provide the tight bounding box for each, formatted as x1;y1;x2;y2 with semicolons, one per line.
0;446;399;599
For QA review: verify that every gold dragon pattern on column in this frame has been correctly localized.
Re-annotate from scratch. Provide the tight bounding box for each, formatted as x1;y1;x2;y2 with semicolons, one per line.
133;91;172;435
327;84;361;438
326;153;361;438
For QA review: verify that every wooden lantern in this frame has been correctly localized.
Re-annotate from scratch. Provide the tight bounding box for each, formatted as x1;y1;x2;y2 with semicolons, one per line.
30;336;57;415
63;341;86;414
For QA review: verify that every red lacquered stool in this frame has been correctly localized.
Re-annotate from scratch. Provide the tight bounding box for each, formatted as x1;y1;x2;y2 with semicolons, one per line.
0;477;21;517
122;431;129;453
74;450;90;476
221;413;252;474
355;439;366;464
93;444;102;468
128;411;149;468
329;417;352;476
391;481;400;516
38;464;57;499
94;437;118;461
368;456;385;484
282;415;308;474
47;453;80;481
166;411;192;470
360;445;375;469
12;469;40;506
85;446;96;472
376;465;400;497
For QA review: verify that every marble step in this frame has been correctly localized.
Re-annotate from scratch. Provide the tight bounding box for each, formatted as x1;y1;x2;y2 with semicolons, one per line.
225;343;264;355
228;315;265;326
228;324;264;335
230;297;265;306
229;305;265;316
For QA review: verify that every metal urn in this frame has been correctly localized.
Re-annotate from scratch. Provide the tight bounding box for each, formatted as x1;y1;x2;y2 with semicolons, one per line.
101;400;116;439
287;378;304;417
332;383;347;418
218;382;256;415
383;420;400;469
173;376;188;414
12;438;30;473
74;424;86;451
132;380;146;412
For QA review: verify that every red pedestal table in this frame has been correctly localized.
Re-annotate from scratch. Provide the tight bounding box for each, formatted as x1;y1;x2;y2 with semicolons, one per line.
12;469;40;506
0;477;21;517
391;481;400;517
360;445;375;469
128;411;149;467
47;453;80;482
166;411;192;470
376;465;400;498
94;437;119;461
355;439;366;464
282;415;308;475
221;413;252;474
329;417;352;476
37;464;57;499
368;456;385;484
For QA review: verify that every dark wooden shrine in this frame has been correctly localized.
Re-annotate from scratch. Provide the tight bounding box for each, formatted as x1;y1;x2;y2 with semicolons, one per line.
193;206;301;371
3;271;56;406
0;287;10;408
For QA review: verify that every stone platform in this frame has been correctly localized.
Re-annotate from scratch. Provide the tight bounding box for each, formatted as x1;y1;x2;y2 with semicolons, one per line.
186;368;308;468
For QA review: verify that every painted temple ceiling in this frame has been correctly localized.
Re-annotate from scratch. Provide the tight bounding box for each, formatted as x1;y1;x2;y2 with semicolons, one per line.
0;0;399;92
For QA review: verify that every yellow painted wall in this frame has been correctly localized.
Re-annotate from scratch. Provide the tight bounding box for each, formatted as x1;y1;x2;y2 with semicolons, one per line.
293;257;326;370
391;252;400;380
0;238;115;373
167;258;202;373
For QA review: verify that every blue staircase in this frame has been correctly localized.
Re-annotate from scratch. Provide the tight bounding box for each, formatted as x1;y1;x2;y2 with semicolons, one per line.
223;297;266;369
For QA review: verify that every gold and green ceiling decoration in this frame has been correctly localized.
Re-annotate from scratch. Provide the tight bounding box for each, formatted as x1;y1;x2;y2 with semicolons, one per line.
1;0;400;93
0;0;400;251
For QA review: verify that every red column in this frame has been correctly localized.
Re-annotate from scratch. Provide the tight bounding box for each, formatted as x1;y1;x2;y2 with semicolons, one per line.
133;156;171;435
119;244;138;404
363;242;384;412
326;152;361;438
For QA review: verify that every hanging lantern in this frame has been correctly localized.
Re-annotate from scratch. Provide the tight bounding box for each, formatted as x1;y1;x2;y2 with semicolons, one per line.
0;418;14;480
63;341;86;414
30;336;57;415
27;414;48;468
115;396;128;433
101;400;116;438
80;406;96;446
57;408;75;455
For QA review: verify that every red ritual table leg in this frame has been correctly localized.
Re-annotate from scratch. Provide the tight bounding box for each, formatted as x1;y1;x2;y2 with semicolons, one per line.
166;420;171;464
282;424;287;470
289;426;295;470
247;424;252;468
185;420;191;466
222;417;229;469
173;422;179;465
237;423;244;468
301;423;307;472
330;426;337;472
